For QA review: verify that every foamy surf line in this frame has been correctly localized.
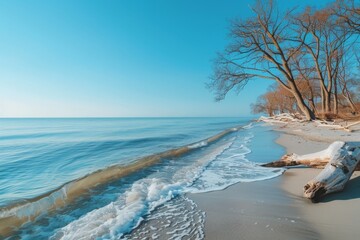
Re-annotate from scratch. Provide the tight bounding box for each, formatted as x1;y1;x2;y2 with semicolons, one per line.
50;142;233;240
0;124;246;237
187;133;284;194
49;122;284;240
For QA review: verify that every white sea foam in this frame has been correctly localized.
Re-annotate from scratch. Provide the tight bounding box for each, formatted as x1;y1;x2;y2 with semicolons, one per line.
173;141;234;185
187;133;283;193
188;141;208;149
50;141;233;240
50;179;183;240
242;122;254;129
124;196;205;240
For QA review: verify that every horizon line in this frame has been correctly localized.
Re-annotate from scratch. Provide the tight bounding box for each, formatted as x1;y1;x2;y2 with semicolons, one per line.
0;116;255;119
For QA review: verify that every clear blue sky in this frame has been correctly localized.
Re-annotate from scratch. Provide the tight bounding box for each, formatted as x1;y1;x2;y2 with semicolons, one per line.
0;0;334;117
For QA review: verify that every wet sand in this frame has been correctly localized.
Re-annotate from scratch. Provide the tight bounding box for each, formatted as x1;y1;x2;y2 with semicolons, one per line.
190;122;360;239
189;177;319;240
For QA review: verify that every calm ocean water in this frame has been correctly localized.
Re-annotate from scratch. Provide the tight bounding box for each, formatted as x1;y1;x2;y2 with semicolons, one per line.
0;118;284;239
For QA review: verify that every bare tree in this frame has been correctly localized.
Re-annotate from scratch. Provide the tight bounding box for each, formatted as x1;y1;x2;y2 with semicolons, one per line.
335;0;360;33
251;83;297;116
337;52;359;114
295;6;353;114
290;50;320;114
251;94;275;116
209;0;316;120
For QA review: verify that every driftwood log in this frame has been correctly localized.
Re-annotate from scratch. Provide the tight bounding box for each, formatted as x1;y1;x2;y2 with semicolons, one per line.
262;141;360;170
263;141;360;202
304;142;360;202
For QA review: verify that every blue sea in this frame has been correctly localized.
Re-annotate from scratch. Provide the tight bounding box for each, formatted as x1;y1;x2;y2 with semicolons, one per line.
0;118;284;239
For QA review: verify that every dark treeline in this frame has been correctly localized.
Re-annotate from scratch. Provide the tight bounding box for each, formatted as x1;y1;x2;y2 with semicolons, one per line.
209;0;360;120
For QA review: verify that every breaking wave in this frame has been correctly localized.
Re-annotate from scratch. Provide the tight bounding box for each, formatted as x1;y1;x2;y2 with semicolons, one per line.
0;125;242;236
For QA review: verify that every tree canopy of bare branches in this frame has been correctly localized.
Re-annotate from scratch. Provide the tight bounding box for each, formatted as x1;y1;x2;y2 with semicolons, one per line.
209;0;360;120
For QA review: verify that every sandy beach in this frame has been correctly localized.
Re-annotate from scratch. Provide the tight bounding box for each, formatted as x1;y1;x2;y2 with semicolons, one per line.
190;121;360;239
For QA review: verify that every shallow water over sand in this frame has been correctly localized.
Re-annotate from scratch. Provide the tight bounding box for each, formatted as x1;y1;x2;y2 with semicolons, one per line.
0;118;284;239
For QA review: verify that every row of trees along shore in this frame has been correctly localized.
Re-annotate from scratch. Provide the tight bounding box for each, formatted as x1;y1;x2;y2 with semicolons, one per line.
209;0;360;120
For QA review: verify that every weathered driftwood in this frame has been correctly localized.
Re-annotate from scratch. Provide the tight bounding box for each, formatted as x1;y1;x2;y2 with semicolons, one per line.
262;141;360;171
262;155;330;168
263;141;360;202
345;121;360;132
315;120;360;132
304;142;360;202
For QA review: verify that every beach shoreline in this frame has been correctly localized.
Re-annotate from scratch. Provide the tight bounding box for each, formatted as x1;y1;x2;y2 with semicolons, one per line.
190;121;360;239
188;175;320;240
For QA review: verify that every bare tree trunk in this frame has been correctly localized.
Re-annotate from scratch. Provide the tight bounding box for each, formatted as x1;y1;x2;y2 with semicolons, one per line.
342;85;358;114
347;97;358;114
308;99;317;114
289;82;316;120
305;78;318;115
321;87;326;113
324;89;331;113
334;82;339;115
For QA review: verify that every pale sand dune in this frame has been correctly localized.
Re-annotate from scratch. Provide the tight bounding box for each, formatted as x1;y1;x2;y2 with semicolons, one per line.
190;122;360;239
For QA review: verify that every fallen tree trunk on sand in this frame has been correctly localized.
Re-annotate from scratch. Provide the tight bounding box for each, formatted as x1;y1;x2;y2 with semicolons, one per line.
262;141;360;170
263;141;360;202
304;142;360;202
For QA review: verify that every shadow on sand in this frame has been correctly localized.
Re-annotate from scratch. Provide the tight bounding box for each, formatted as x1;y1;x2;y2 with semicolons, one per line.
321;174;360;202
